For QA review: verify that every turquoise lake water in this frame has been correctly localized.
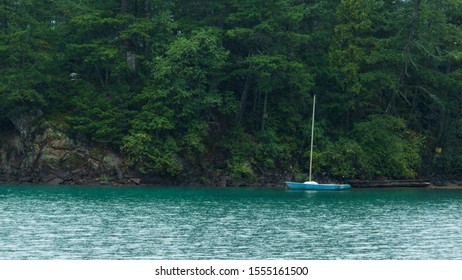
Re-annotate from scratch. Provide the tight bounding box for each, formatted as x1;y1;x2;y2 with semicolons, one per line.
0;184;461;259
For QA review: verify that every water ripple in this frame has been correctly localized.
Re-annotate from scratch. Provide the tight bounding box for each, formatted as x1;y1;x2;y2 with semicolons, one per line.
1;186;462;259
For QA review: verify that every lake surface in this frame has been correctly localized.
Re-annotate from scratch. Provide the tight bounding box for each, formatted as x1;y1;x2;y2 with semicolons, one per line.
1;185;461;259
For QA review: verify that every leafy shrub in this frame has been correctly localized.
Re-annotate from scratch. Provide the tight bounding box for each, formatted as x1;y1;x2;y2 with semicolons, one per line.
122;132;183;175
352;115;423;179
255;129;290;169
316;115;423;179
219;127;258;180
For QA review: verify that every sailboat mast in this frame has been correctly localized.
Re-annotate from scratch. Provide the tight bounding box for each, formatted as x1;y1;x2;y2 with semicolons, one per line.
309;95;316;182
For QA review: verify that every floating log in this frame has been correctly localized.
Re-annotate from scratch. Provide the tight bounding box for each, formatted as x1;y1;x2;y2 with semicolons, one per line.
347;180;431;188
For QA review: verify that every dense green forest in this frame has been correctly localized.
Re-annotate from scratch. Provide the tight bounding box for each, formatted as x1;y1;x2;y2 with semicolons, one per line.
1;0;462;184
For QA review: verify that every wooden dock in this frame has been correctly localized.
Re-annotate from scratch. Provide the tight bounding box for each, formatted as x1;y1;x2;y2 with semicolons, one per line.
347;180;431;188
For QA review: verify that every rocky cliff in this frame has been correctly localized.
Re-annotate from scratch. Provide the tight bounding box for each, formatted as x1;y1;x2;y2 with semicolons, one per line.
0;114;139;185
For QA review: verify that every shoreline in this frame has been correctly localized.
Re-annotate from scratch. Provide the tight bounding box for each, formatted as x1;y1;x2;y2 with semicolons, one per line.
1;180;462;190
428;183;462;190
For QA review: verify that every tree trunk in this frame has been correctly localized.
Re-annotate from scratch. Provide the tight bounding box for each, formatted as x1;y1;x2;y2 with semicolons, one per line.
402;0;421;76
145;0;151;19
121;0;128;13
236;75;251;125
261;91;268;131
436;63;451;145
94;64;106;88
386;0;421;114
0;3;7;30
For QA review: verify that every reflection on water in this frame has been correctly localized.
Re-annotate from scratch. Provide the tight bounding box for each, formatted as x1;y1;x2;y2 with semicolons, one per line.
0;185;461;259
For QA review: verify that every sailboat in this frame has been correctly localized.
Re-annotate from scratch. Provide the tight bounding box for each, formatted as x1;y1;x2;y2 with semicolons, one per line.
285;95;351;190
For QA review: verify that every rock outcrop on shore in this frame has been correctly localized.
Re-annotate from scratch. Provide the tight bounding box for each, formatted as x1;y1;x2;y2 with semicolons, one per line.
0;114;140;185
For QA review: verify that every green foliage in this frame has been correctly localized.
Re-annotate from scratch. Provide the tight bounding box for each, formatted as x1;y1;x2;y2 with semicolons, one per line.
431;117;462;177
434;151;462;178
124;28;232;175
122;132;182;175
328;0;390;119
66;93;132;147
317;115;423;179
219;127;258;180
353;115;423;178
1;0;461;182
315;137;365;179
255;129;291;170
